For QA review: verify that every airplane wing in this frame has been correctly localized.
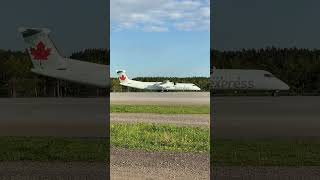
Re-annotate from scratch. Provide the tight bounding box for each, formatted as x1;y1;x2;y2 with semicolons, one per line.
157;80;175;91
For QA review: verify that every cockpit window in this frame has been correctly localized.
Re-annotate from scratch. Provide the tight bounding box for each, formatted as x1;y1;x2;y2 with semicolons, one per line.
264;74;274;78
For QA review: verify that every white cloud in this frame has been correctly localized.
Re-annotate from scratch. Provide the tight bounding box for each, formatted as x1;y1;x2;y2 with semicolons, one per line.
175;21;197;30
111;0;209;32
143;26;169;32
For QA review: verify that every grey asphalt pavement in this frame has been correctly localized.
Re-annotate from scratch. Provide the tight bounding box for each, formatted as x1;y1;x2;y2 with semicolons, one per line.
212;96;320;138
0;98;108;137
111;92;210;105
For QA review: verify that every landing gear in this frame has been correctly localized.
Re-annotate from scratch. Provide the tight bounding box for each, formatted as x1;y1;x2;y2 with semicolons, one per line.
157;89;168;92
272;90;279;96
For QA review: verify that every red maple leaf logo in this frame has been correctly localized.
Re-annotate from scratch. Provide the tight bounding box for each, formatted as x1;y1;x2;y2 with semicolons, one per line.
119;74;126;81
30;41;51;60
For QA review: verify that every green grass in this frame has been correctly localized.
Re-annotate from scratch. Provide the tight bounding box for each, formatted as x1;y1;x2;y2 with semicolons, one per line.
111;123;209;152
111;104;210;114
0;137;108;161
3;128;320;166
0;123;209;161
212;139;320;166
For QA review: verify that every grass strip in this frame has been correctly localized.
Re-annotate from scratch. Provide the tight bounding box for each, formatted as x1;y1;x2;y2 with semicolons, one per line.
0;137;108;161
111;123;209;152
111;104;210;114
212;138;320;166
2;130;320;166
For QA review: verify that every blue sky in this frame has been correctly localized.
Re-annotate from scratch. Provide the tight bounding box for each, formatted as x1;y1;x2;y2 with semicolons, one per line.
0;1;107;55
110;0;210;78
214;0;320;50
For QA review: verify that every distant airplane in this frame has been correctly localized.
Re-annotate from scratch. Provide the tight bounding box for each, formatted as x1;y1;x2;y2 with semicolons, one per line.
116;70;201;91
211;68;290;95
19;28;109;88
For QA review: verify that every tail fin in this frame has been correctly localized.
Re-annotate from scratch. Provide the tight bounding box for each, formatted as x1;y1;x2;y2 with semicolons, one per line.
18;28;67;70
116;70;129;83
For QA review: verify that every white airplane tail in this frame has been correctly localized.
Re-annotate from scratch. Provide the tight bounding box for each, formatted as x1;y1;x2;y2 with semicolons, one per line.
18;27;67;70
116;70;129;83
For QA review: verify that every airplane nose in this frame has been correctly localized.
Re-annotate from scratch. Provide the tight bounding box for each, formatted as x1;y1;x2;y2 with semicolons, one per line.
280;80;290;90
283;83;290;90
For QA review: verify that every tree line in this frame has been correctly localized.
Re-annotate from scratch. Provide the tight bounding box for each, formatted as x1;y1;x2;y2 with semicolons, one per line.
2;47;319;97
211;48;320;93
0;49;109;97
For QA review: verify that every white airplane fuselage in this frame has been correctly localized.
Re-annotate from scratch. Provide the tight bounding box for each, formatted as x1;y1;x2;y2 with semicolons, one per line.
31;58;109;88
211;69;289;91
121;79;201;91
117;70;201;91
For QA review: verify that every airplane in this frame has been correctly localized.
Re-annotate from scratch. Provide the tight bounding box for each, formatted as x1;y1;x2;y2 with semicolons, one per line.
18;28;109;88
211;68;290;96
116;70;201;91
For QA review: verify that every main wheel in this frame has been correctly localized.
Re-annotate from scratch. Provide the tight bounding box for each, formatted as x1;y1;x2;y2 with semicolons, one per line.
272;90;279;96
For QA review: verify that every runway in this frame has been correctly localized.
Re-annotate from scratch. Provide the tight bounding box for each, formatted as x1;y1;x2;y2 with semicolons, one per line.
1;95;319;138
111;92;210;105
0;98;108;137
213;96;320;138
